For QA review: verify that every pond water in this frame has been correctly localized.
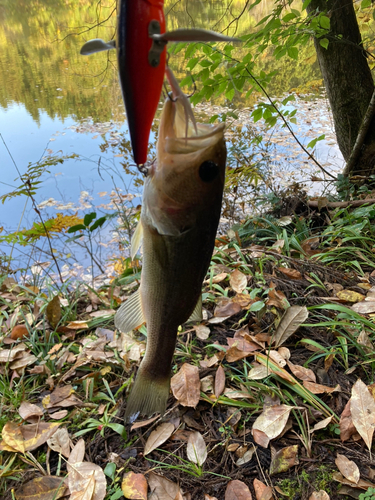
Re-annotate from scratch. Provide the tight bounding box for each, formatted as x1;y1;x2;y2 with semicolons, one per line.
0;0;343;282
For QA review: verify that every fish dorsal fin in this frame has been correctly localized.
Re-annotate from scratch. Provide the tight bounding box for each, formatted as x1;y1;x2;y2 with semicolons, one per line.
186;295;203;323
114;289;145;333
131;220;143;260
80;39;116;55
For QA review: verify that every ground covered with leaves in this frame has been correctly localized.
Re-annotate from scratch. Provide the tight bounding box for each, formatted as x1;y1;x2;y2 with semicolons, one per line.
3;197;375;500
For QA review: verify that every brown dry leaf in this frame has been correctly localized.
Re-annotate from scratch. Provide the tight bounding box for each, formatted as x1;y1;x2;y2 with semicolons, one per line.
252;405;293;448
357;330;374;353
148;472;184;500
50;410;68;420
46;295;62;329
48;385;74;406
350;379;375;452
248;365;270;380
214;299;242;318
186;431;207;466
68;438;85;466
303;381;340;394
351;301;375;314
194;325;211;340
130;415;160;431
277;267;302;280
272;306;308;347
340;400;357;442
0;343;27;363
19;402;43;421
119;332;145;362
67;462;106;500
236;448;255;466
332;471;375;490
2;421;60;453
15;475;67;500
269;445;299;475
232;293;255;309
336;290;365;303
335;454;360;484
10;352;37;370
11;325;29;340
230;269;248;293
225;480;252;500
215;365;225;398
201;375;214;393
121;472;147;500
226;336;259;363
268;350;286;368
171;363;200;408
287;362;316;382
266;287;289;309
47;427;71;457
253;478;273;500
309;491;330;500
65;320;89;330
144;423;175;455
310;416;334;434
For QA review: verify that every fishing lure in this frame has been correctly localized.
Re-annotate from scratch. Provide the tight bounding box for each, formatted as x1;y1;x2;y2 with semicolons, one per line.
81;0;238;166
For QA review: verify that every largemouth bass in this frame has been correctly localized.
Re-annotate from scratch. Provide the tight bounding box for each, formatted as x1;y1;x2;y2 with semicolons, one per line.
115;70;227;422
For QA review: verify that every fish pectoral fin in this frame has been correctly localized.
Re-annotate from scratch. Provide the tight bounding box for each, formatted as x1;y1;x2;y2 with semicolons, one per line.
186;295;203;323
114;289;145;333
131;219;143;260
80;39;116;55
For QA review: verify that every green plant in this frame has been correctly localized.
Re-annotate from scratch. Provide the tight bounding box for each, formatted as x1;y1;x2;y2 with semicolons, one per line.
74;405;127;440
360;487;375;500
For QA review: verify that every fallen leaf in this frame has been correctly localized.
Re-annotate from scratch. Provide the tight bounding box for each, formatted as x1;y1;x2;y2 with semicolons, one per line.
15;476;67;500
357;330;374;353
11;325;29;340
65;320;89;330
230;269;248;293
68;438;85;465
46;295;61;329
248;365;270;380
351;379;375;452
225;480;252;500
268;350;286;368
49;410;68;420
201;375;214;393
351;301;375;314
214;299;242;318
269;445;299;475
121;472;148;500
287;362;316;382
144;423;175;455
10;353;37;370
148;472;184;500
215;365;225;398
171;363;200;408
1;421;60;453
277;267;302;280
309;416;333;434
309;491;330;500
194;325;211;340
272;306;308;347
47;427;71;457
335;454;360;484
19;402;43;421
67;462;106;500
130;415;160;431
336;290;365;303
253;478;273;500
266;287;289;309
236;448;255;466
303;381;340;394
332;471;375;490
339;400;357;442
187;432;207;466
48;385;74;406
252;405;293;448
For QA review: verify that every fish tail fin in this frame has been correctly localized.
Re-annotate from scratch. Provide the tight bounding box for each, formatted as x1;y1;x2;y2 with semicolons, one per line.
125;367;170;423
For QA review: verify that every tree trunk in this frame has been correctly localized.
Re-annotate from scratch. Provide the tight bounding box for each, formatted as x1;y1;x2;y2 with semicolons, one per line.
307;0;375;177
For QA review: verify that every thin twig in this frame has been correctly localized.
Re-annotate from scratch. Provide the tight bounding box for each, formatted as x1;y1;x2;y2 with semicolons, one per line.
343;88;375;177
0;134;64;285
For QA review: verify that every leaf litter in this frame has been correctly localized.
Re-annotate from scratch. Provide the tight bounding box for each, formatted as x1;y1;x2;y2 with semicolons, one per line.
4;181;375;499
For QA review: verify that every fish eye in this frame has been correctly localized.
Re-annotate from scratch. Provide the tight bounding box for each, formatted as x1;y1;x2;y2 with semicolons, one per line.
199;161;219;183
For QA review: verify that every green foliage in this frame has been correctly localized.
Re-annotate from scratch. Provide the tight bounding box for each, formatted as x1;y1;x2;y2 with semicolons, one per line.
66;211;109;242
360;488;375;500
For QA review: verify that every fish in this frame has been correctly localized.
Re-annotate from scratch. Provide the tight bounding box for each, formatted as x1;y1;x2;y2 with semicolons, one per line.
80;0;238;166
114;68;227;422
